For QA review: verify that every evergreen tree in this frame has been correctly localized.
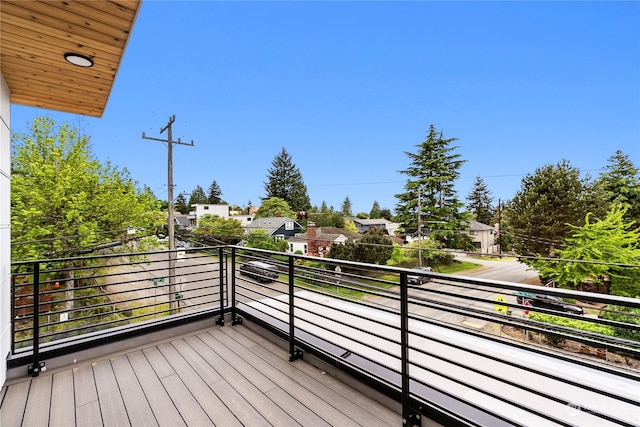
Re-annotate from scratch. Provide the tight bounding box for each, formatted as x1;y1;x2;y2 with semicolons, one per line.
341;196;353;216
263;147;311;212
207;180;224;204
370;201;381;219
394;125;470;249
466;176;495;225
174;193;189;214
505;160;591;257
596;150;640;224
188;185;208;205
379;208;393;221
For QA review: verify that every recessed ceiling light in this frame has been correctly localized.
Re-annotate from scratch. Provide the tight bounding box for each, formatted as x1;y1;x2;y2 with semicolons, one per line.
64;53;94;67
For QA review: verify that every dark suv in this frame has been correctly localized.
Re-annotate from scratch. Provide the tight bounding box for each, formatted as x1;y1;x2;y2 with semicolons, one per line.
514;291;583;315
408;266;432;285
239;260;279;283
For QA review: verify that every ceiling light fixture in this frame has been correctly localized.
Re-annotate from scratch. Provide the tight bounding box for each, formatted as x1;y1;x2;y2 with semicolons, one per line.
64;53;94;67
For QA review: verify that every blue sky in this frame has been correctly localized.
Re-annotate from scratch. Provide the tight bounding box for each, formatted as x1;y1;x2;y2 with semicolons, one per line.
11;1;640;215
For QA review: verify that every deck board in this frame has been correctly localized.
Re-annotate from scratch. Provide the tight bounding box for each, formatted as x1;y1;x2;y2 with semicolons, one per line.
50;370;75;427
0;323;400;426
22;374;51;427
110;354;158;427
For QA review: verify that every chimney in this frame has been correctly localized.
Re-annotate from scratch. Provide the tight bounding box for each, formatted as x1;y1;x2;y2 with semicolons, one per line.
307;222;318;256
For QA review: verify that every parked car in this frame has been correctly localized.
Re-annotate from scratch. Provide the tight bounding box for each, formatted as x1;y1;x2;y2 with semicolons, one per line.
514;291;583;315
408;266;432;285
239;260;279;283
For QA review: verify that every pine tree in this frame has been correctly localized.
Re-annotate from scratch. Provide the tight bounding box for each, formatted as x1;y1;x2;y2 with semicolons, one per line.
207;180;224;204
394;125;470;249
174;193;189;214
466;176;495;225
188;185;208;205
596;150;640;224
263;147;311;212
370;201;381;219
505;160;591;257
341;196;353;217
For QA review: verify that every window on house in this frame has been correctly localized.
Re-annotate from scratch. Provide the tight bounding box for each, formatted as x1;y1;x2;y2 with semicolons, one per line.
285;221;294;230
204;206;209;210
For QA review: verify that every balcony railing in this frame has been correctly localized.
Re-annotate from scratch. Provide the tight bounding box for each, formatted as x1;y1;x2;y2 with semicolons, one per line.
10;246;640;426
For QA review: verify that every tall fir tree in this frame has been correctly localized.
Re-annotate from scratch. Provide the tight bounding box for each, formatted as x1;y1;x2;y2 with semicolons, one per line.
341;196;353;216
207;180;223;204
174;193;189;214
394;125;470;249
263;147;311;212
505;160;591;258
466;176;495;225
188;185;208;206
370;201;382;219
595;150;640;224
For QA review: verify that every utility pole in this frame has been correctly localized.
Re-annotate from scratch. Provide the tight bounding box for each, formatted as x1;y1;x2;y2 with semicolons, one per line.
142;116;194;314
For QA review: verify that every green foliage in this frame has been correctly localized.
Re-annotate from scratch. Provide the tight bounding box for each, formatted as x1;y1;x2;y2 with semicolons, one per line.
596;150;640;224
11;116;162;261
505;160;598;258
263;147;311;212
329;229;394;265
394;124;468;249
307;205;345;228
191;214;244;244
405;238;455;266
174;193;189;214
599;305;640;342
344;220;358;233
245;229;288;252
467;175;495;225
188;185;208;205
254;197;296;219
530;204;640;295
370;201;381;219
207;180;224;204
341;196;353;216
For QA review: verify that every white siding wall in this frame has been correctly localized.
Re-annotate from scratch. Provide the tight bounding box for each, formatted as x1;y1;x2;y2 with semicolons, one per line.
0;72;11;386
191;204;229;221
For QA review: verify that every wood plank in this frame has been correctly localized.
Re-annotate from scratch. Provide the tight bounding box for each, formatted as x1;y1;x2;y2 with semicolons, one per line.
186;334;294;427
142;346;175;380
212;330;365;426
159;374;214;427
50;370;76;427
22;375;52;427
93;359;130;426
73;364;98;408
126;350;186;427
76;400;103;427
110;354;158;427
266;386;331;427
229;326;400;426
196;330;276;392
168;337;222;385
156;341;241;427
0;380;29;427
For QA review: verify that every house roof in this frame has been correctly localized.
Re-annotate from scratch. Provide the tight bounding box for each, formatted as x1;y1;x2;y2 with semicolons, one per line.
291;226;361;244
1;0;142;117
246;217;298;235
351;218;392;226
468;220;496;231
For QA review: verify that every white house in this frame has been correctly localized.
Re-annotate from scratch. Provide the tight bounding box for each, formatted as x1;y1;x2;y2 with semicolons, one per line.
190;204;229;223
462;220;499;254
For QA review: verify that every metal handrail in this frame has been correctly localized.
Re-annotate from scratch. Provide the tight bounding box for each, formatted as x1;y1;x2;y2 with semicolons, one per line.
10;246;640;426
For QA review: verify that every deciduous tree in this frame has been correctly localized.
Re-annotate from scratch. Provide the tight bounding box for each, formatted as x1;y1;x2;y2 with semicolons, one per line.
254;197;296;219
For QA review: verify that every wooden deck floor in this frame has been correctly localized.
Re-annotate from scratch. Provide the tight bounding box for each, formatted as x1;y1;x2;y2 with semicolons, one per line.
0;324;399;426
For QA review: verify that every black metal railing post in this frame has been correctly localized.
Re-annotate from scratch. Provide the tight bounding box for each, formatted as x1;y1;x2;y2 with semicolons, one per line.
400;272;421;426
27;261;45;377
288;255;302;361
231;248;242;325
216;247;225;326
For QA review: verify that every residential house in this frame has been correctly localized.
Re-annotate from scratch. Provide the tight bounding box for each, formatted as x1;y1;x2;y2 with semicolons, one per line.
462;220;499;254
289;222;361;256
350;217;399;236
245;217;302;240
190;204;229;224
